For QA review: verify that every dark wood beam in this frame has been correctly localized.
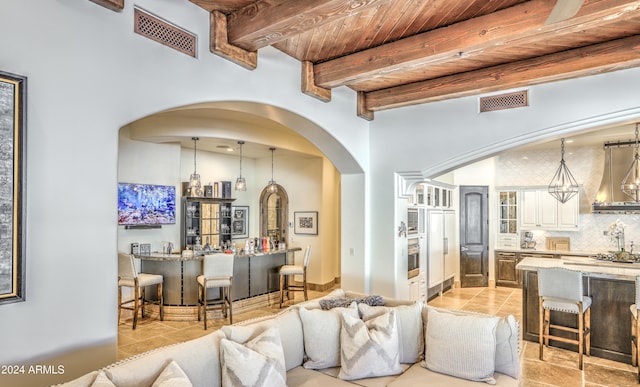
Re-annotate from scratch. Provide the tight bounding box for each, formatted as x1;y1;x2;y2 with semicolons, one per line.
357;92;374;121
89;0;123;12
301;61;331;102
364;35;640;111
314;0;640;88
210;10;257;70
227;0;389;51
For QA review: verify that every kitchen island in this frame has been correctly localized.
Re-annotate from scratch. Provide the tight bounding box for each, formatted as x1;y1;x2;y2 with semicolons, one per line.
516;256;640;363
136;248;302;320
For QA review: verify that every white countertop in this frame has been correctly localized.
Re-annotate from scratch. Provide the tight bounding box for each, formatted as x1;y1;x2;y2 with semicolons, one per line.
516;256;640;280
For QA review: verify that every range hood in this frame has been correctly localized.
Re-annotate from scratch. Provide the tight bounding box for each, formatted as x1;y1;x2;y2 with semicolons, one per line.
592;143;640;213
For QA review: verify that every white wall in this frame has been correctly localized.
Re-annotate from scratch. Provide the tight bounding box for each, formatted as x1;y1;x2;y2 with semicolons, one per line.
0;1;367;385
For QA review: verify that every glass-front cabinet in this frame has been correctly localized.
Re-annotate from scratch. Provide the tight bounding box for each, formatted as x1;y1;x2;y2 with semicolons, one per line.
497;191;518;248
182;197;234;251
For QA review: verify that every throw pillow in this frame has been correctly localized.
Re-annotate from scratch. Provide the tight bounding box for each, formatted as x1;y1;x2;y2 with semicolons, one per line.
338;310;402;380
319;295;385;310
90;370;115;387
298;302;359;369
423;308;499;384
220;326;286;387
151;361;193;387
358;302;423;363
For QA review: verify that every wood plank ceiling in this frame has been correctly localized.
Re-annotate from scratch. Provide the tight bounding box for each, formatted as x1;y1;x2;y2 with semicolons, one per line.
96;0;640;120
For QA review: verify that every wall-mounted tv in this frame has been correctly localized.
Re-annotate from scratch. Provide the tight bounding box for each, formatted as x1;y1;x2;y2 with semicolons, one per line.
118;183;176;225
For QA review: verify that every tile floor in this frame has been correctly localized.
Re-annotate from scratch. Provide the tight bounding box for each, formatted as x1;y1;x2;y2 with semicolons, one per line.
118;286;639;386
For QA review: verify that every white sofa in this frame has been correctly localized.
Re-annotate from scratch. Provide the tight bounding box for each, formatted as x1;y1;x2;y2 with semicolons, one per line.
57;290;520;387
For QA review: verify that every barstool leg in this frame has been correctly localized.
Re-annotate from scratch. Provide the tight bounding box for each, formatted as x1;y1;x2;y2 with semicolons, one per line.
158;283;164;321
203;286;208;330
303;270;308;301
279;274;285;308
228;284;233;324
539;297;544;361
117;286;122;325
578;308;584;370
585;307;591;356
133;285;139;330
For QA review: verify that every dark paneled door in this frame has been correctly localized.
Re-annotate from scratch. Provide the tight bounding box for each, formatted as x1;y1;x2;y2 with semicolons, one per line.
460;186;489;287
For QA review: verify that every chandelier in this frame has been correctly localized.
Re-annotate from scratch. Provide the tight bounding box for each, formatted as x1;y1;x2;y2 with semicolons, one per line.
548;138;579;203
267;147;278;194
188;137;203;197
235;140;247;191
621;124;640;202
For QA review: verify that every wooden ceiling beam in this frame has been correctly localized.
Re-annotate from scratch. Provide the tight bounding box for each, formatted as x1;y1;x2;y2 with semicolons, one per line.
210;11;257;70
314;0;640;88
226;0;389;51
89;0;124;12
363;35;640;111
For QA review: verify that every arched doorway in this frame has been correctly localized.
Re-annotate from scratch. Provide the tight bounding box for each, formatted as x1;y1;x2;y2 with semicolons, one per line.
259;184;289;246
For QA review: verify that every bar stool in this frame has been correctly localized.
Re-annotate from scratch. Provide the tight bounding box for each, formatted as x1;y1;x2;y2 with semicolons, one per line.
538;267;591;370
197;253;234;330
279;245;311;308
117;253;164;329
630;275;640;382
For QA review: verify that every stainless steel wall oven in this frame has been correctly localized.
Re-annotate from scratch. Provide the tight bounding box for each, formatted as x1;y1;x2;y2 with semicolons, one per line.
407;237;420;279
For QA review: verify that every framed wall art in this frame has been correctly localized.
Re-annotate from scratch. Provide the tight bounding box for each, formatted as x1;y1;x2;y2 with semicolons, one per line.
0;71;27;305
231;206;249;239
294;211;318;235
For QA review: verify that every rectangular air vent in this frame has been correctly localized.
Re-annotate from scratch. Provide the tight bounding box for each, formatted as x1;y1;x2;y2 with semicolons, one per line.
134;7;196;57
479;90;528;112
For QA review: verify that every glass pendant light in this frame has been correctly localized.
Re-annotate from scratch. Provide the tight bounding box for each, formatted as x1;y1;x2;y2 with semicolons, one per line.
548;138;579;203
189;137;203;197
267;147;278;194
621;124;640;202
235;140;247;191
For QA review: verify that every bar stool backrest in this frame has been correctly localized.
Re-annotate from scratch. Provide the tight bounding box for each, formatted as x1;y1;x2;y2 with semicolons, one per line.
538;267;583;302
303;245;311;269
203;253;234;279
636;275;640;308
118;253;137;280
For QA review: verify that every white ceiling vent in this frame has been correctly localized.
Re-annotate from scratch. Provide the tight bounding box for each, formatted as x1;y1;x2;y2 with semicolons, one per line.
479;90;528;113
134;8;196;58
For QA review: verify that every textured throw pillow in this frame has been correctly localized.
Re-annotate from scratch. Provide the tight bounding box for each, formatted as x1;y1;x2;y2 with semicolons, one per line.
91;370;115;387
151;361;193;387
298;302;359;369
422;306;520;379
423;308;499;384
358;302;423;364
319;295;385;310
220;326;286;387
338;310;402;380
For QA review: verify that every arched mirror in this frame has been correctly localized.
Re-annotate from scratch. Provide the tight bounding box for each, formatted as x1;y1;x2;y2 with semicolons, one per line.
260;185;289;246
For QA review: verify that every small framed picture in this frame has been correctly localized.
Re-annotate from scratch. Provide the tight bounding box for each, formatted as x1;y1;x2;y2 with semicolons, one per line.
140;243;151;256
294;211;318;235
231;206;249;239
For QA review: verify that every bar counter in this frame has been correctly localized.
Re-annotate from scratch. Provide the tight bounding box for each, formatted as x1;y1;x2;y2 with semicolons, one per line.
137;247;302;306
516;256;640;363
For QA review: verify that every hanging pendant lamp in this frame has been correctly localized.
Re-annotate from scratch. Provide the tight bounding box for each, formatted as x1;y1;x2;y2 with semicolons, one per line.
189;137;203;197
621;124;640;202
267;147;278;194
235;140;247;191
548;138;579;203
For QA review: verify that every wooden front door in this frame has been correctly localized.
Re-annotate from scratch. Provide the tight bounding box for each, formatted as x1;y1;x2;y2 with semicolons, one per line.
459;186;489;287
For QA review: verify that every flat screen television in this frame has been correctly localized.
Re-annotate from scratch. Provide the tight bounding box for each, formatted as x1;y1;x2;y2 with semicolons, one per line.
118;183;176;225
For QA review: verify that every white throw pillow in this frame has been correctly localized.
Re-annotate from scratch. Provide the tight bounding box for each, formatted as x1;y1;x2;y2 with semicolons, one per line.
358;302;423;363
220;326;286;387
90;370;115;387
423;308;499;384
151;361;193;387
338;310;403;380
298;302;359;369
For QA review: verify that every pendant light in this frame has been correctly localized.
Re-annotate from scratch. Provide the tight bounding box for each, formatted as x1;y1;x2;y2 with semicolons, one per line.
188;137;203;197
548;138;579;203
267;147;278;194
621;124;640;202
235;140;247;191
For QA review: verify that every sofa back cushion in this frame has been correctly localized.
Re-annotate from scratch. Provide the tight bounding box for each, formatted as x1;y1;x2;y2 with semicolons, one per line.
105;331;225;387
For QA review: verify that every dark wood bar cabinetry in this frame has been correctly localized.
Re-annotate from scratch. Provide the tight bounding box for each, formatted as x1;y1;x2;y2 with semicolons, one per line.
519;268;635;363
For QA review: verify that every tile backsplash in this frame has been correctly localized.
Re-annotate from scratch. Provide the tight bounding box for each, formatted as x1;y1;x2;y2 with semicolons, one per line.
497;145;640;253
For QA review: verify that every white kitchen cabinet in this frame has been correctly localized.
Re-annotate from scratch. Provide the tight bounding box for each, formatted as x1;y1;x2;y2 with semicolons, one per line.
520;188;579;230
428;210;457;290
408;272;426;302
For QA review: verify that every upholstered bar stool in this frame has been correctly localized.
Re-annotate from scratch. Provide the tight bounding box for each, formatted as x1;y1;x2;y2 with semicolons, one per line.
538;267;591;370
117;253;164;329
197;253;234;330
279;245;311;308
630;275;640;382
